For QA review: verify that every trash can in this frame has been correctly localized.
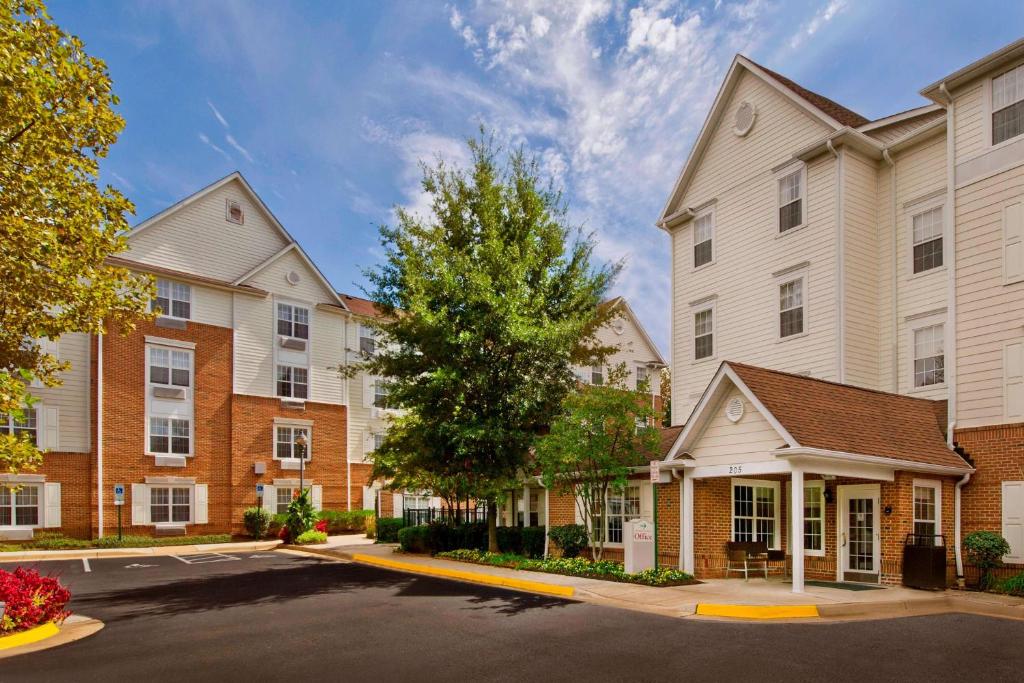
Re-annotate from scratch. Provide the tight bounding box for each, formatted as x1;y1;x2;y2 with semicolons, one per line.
902;534;947;589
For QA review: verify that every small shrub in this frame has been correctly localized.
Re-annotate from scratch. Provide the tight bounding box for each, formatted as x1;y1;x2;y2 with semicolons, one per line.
25;533;91;550
548;524;588;559
293;530;328;545
93;534;232;548
375;518;406;543
521;526;546;558
365;515;377;540
0;567;71;633
318;509;374;534
496;526;523;555
964;530;1011;589
285;489;317;542
996;572;1024;597
243;507;272;539
398;526;431;553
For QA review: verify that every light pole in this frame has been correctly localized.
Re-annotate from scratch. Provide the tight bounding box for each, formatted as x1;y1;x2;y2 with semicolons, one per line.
295;433;308;496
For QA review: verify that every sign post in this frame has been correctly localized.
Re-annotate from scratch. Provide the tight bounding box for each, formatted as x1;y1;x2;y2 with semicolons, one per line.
113;484;125;541
650;461;660;570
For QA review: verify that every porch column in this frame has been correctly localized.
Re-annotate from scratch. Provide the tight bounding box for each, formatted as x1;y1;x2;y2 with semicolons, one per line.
681;470;694;574
523;484;531;527
791;466;805;593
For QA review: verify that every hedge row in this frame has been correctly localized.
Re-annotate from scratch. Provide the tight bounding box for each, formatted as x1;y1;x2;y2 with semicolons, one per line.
396;522;546;558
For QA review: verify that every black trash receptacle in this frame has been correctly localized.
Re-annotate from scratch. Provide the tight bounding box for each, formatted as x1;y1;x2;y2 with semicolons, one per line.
902;534;947;589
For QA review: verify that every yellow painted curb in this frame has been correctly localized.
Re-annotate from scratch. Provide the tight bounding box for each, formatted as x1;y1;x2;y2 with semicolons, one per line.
696;604;819;620
352;553;575;598
0;622;60;651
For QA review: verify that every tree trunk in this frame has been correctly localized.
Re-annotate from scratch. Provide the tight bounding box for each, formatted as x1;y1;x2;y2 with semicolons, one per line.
487;500;499;553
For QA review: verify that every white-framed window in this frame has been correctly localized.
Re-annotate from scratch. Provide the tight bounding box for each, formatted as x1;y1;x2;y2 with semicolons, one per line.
148;347;192;388
275;425;311;460
373;432;386;451
913;324;945;388
732;479;780;549
779;277;805;338
992;63;1024;146
149;417;191;455
153;279;191;320
373;378;389;409
277;303;310;340
913;480;942;543
150;486;191;523
694;307;714;360
404;493;434;511
912;206;944;274
591;366;604;386
693;210;714;268
0;409;37;445
635;365;649;391
591;484;640;545
359;324;376;355
276;364;308;399
226;199;244;225
276;486;297;514
0;484;40;527
786;480;825;556
777;166;805;233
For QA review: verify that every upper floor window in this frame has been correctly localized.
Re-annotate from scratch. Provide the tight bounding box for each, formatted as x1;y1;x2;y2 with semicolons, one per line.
694;308;714;360
149;417;190;455
912;207;944;274
913;324;944;387
373;379;390;409
777;167;805;233
0;409;36;445
153;279;191;320
359;324;376;355
276;365;308;399
373;432;386;451
277;303;309;340
693;212;714;268
635;365;649;390
590;366;604;386
149;347;192;388
275;425;311;460
779;278;805;338
993;63;1024;145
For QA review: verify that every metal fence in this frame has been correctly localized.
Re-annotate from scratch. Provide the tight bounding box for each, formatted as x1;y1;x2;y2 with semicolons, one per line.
403;507;488;527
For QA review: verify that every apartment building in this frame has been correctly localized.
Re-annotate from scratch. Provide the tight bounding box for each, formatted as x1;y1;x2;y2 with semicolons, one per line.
645;40;1024;591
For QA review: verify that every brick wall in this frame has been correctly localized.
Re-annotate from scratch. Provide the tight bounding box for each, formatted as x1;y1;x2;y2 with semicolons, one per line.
20;452;92;538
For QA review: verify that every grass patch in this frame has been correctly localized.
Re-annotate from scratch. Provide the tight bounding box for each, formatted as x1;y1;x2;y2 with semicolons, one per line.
0;533;234;551
995;571;1024;597
435;549;698;587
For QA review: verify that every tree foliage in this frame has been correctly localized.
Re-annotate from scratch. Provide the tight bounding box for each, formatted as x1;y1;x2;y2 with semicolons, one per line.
359;132;617;550
0;0;152;472
535;364;660;561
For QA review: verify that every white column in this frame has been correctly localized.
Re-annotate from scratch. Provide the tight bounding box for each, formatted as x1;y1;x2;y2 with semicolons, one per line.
681;470;695;574
523;484;531;526
791;467;805;593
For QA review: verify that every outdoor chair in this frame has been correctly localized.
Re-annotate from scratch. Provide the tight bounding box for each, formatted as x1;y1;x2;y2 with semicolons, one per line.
725;541;769;580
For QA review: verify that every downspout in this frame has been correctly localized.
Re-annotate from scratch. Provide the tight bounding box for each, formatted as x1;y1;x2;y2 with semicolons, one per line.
345;314;352;511
882;149;899;392
828;139;846;383
96;332;104;538
543;485;550;558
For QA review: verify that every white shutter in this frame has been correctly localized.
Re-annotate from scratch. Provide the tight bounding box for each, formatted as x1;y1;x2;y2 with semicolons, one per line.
132;484;149;526
311;484;323;511
1003;481;1024;563
1006;342;1024;421
1005;202;1024;283
574;494;584;525
44;482;61;528
362;375;374;408
362;486;375;511
39;406;59;451
262;485;277;514
639;482;653;521
194;484;208;524
363;430;375;462
392;493;404;518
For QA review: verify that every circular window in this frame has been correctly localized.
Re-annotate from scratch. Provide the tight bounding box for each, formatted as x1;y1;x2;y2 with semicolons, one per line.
734;101;757;137
725;397;745;423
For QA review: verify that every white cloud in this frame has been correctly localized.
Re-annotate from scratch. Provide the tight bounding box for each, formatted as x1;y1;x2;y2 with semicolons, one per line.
207;99;230;128
225;134;255;164
110;171;136;192
198;132;232;163
790;0;846;49
531;14;551;38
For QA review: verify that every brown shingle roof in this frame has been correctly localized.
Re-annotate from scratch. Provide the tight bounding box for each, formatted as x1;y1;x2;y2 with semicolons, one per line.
727;362;969;470
339;293;384;318
748;58;870;128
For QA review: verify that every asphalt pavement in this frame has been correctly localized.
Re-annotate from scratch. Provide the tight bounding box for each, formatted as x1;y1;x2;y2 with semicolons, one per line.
2;550;1023;682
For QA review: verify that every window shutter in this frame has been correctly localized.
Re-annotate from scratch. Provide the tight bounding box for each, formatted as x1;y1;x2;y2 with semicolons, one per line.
362;375;373;409
1003;482;1024;563
1006;202;1024;283
44;482;61;528
362;486;376;511
132;484;149;526
262;485;277;514
392;493;404;518
640;482;653;520
311;484;323;511
1006;342;1024;421
194;484;208;524
39;406;59;451
574;496;584;525
363;430;375;462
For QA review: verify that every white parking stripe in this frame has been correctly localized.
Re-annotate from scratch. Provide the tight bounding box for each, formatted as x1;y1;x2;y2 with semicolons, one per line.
82;558;91;573
172;553;240;565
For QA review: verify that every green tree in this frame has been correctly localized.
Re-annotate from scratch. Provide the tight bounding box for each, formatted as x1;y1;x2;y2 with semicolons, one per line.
360;132;617;551
1;0;152;473
535;364;660;561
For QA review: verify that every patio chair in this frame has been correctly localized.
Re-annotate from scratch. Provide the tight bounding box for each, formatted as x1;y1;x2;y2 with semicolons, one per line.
725;541;768;580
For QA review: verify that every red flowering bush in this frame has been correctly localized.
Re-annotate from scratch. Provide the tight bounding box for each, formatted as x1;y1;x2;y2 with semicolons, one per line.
277;525;291;543
0;567;71;633
314;519;328;534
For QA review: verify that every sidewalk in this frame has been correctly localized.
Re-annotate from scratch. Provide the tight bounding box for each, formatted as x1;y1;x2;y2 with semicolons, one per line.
0;539;282;562
313;542;1024;622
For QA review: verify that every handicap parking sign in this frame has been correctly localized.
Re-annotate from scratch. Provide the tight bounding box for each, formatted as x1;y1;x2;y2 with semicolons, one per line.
256;483;265;497
114;484;125;506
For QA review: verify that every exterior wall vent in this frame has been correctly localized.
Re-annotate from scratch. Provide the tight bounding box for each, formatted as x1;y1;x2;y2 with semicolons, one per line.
285;270;302;286
611;320;625;335
725;397;744;423
226;199;244;224
733;101;756;137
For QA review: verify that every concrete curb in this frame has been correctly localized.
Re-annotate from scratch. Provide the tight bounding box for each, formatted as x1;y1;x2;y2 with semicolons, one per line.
0;540;282;562
0;615;104;659
695;604;819;619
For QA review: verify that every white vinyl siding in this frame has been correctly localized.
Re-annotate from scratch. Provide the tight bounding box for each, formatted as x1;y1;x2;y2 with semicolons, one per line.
23;332;90;453
1005;201;1023;284
841;149;881;390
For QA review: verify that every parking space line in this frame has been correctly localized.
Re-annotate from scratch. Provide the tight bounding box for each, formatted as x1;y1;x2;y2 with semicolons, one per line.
82;558;91;573
172;553;241;565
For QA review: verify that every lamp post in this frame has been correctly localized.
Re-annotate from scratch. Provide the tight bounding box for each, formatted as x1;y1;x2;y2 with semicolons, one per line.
295;433;308;496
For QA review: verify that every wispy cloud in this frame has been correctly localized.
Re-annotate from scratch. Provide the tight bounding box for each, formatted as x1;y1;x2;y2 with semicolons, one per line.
789;0;846;49
198;132;232;163
110;171;136;192
225;134;254;164
207;99;230;128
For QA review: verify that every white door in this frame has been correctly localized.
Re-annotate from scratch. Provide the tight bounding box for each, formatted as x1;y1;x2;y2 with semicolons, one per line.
837;484;881;583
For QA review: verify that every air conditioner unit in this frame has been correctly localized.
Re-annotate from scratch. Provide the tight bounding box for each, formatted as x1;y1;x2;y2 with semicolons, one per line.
152;386;187;400
279;336;307;351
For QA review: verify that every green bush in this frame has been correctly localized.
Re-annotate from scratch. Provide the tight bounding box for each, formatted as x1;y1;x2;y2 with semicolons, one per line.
293;530;328;545
318;509;373;534
284;489;317;542
521;526;546;558
25;532;91;550
398;526;431;553
243;507;272;539
92;534;231;548
964;530;1011;589
496;526;522;554
375;517;406;543
548;524;588;559
996;572;1024;597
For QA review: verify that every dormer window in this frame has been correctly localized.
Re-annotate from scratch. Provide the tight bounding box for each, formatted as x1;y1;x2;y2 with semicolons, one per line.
226;199;244;224
992;63;1024;145
153;279;191;320
277;303;309;340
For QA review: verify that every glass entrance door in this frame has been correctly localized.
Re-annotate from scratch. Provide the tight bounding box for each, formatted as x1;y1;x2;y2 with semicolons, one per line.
839;485;880;583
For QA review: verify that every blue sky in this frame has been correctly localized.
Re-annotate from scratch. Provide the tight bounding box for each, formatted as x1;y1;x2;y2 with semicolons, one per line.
49;0;1024;353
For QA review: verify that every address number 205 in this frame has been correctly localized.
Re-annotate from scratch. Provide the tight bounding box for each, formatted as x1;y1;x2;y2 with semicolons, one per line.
728;465;743;474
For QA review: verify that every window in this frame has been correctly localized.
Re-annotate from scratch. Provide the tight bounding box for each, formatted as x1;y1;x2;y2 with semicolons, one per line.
912;207;944;274
277;365;308;399
778;167;804;232
913;481;942;543
149;347;191;388
914;324;945;387
694;308;714;360
788;481;824;554
359;324;376;355
275;425;310;460
276;487;297;514
592;485;640;544
591;366;604;386
635;365;649;391
277;303;310;340
732;480;779;549
150;486;190;523
373;379;389;409
149;417;190;454
153;279;191;320
0;484;39;526
0;409;36;445
779;278;804;338
993;64;1024;145
693;212;714;268
373;432;386;451
405;493;433;511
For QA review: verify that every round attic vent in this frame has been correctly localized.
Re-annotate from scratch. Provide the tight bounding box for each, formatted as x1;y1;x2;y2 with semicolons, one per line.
725;397;744;423
611;319;625;335
733;101;756;137
285;270;302;285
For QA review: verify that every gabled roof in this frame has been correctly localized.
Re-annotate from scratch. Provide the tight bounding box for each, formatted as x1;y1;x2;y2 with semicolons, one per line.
106;255;268;296
339;293;384;319
920;37;1024;102
750;59;869;128
601;296;667;367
